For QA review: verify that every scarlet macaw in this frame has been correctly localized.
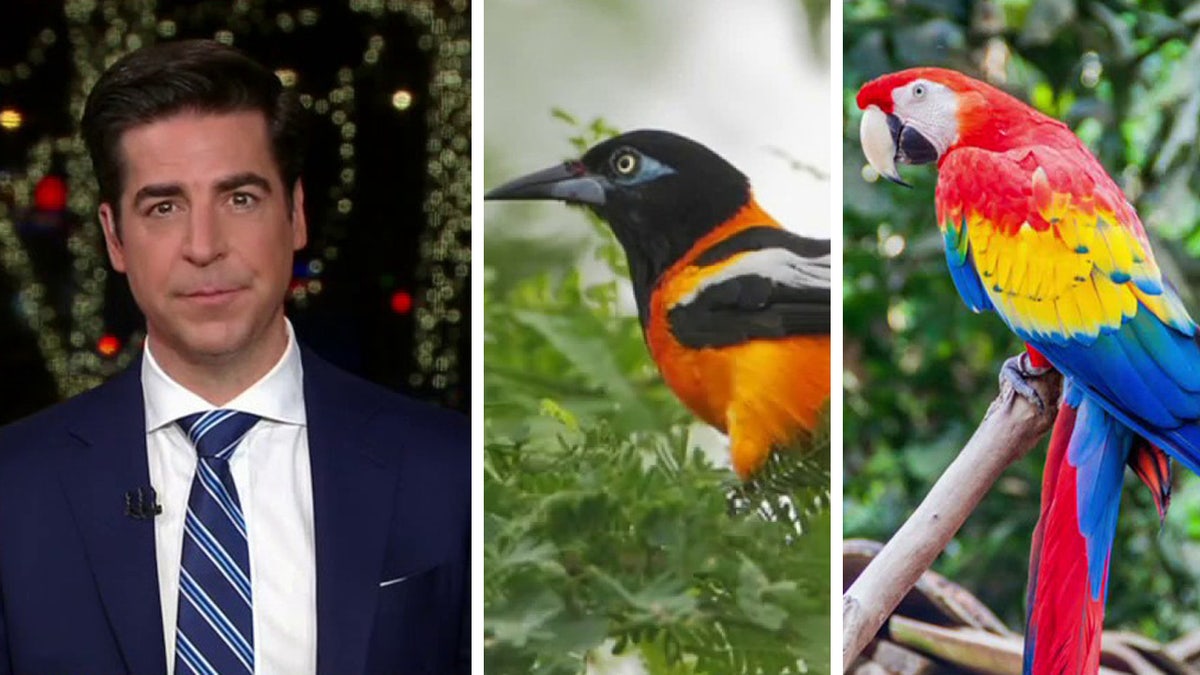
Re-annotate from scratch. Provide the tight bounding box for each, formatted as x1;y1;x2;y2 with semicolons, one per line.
856;67;1182;674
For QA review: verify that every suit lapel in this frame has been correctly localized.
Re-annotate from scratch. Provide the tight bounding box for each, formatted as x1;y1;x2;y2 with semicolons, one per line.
304;352;400;675
57;363;167;675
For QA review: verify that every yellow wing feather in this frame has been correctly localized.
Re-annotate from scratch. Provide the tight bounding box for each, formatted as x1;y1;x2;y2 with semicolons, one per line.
938;146;1187;344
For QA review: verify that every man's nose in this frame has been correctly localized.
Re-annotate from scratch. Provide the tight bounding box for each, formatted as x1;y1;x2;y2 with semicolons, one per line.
181;205;227;265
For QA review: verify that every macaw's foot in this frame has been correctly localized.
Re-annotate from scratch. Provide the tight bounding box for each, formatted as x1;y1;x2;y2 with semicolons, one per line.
999;352;1054;412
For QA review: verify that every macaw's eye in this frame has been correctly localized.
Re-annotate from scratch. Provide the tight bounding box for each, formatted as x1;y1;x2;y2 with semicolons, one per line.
612;150;640;175
913;83;926;98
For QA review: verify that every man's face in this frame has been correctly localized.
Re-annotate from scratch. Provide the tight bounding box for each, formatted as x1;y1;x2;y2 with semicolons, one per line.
99;110;306;366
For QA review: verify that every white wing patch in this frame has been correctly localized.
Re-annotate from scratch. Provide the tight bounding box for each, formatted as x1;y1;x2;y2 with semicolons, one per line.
673;248;831;308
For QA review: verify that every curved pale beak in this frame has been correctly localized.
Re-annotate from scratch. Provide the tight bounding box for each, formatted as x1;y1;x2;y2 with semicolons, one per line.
860;105;909;187
484;161;607;206
860;105;942;188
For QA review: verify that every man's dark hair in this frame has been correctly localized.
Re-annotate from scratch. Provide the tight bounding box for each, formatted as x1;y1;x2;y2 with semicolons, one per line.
81;39;307;219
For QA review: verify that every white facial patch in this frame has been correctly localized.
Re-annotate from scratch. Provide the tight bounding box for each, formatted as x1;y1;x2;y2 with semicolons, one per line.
673;248;831;308
891;79;960;157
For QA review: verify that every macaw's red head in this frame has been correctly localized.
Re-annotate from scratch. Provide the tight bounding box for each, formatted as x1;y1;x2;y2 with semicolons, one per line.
856;67;1048;186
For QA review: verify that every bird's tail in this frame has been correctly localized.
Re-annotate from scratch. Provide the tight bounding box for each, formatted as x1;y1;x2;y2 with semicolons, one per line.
1024;383;1134;675
1128;439;1172;526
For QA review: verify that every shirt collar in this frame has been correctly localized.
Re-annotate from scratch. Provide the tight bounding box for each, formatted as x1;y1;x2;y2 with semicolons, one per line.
141;319;307;433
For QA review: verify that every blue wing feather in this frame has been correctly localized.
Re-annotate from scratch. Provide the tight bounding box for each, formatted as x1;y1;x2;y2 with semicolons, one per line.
1035;305;1200;475
942;218;993;313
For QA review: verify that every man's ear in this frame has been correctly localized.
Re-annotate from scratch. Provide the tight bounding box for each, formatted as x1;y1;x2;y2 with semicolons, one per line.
98;203;127;273
291;180;308;251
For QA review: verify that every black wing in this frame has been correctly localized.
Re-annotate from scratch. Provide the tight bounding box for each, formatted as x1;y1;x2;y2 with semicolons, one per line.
668;226;830;349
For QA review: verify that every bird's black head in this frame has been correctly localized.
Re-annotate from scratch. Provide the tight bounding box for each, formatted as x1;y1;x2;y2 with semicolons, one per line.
486;130;752;312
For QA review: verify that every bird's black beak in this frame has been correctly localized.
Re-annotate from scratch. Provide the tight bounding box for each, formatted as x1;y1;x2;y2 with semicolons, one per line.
894;121;938;167
485;161;607;206
859;105;939;188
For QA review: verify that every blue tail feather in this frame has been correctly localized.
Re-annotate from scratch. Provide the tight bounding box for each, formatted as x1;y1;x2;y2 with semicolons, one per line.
1068;390;1133;600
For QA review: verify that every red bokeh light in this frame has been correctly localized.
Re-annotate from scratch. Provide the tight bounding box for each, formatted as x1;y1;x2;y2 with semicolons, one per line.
390;290;413;315
34;176;68;212
98;334;121;357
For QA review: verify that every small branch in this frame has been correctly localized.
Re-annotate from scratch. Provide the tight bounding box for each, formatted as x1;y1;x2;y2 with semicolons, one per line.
842;368;1063;670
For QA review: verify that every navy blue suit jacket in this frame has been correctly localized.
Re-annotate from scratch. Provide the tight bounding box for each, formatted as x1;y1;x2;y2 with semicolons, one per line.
0;348;469;674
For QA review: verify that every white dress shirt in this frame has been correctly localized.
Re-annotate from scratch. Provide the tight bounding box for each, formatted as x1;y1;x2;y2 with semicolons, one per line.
142;321;316;675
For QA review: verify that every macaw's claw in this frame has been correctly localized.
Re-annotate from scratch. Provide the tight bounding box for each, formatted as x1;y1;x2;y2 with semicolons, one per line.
1000;352;1054;412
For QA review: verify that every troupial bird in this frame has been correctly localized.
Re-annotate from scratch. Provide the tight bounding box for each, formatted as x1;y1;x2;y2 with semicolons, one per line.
486;130;830;480
857;67;1183;674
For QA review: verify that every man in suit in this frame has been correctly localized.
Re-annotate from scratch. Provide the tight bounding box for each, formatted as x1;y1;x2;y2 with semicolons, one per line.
0;39;469;674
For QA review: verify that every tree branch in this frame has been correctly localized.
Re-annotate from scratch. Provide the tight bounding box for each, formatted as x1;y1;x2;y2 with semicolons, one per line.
842;368;1063;671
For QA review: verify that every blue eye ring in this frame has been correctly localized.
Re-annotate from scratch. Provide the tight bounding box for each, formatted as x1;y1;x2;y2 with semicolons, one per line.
611;148;640;175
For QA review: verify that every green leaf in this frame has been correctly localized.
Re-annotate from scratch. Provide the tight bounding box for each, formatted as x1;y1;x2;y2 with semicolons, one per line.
735;555;790;631
486;589;565;648
550;107;578;126
512;309;656;429
539;398;581;432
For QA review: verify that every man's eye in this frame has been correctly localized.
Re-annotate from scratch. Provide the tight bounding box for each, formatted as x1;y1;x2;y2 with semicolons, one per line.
150;202;175;216
231;193;258;209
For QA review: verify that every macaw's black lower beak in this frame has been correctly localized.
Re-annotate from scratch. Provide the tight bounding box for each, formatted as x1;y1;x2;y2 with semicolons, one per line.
895;122;938;166
860;106;940;188
484;161;607;206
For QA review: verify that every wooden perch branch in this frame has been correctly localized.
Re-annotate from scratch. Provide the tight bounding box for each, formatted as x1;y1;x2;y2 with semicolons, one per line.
842;368;1063;671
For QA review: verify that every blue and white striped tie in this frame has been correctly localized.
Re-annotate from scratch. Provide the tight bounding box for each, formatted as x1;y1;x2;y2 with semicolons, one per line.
174;410;259;675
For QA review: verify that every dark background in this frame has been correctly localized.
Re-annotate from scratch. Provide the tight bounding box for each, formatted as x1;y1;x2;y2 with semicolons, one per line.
0;0;469;422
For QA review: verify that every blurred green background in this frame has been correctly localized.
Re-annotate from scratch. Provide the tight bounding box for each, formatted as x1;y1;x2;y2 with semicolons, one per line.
844;0;1200;640
484;2;833;673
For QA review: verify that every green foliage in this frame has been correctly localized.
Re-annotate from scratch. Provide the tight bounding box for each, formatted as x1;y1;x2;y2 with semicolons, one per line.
485;117;831;673
485;415;831;674
844;0;1200;638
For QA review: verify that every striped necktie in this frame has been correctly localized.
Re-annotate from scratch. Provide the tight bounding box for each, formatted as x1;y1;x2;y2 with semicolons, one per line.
174;410;260;675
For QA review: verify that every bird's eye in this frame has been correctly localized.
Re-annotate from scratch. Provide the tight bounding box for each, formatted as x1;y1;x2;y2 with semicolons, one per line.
612;150;639;175
913;83;926;98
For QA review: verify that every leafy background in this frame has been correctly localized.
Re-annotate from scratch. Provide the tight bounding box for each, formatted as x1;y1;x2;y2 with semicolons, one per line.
845;0;1200;640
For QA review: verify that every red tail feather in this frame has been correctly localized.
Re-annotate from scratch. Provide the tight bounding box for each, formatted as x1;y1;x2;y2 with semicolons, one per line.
1025;404;1106;675
1129;440;1171;525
